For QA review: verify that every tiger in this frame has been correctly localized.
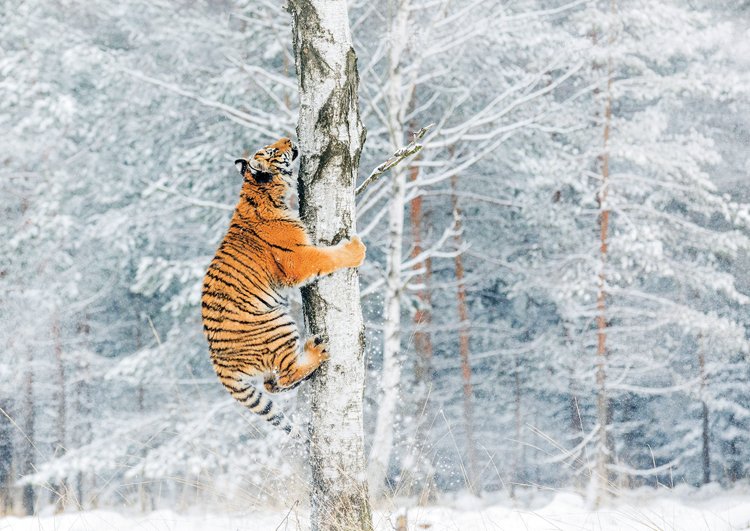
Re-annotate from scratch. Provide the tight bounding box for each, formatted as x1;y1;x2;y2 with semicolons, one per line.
201;137;366;436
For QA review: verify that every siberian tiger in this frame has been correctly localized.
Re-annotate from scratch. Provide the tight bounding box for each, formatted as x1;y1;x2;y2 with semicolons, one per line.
201;137;366;436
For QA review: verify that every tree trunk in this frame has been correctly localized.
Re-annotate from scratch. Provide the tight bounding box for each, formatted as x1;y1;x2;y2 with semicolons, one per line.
367;0;411;497
409;161;436;505
564;326;585;490
510;353;522;499
51;316;68;511
569;378;585;490
592;0;616;506
450;173;479;496
288;2;373;530
0;399;12;514
71;316;92;511
21;348;34;516
367;161;405;495
697;336;710;485
133;322;153;512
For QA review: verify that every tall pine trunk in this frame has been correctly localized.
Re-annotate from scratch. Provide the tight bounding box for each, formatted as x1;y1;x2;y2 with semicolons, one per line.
288;2;373;529
593;1;615;503
450;173;479;495
409;161;436;504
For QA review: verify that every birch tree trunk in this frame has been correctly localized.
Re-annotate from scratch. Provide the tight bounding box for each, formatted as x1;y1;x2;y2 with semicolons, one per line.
697;335;710;485
0;398;12;514
21;347;34;515
287;2;372;530
367;0;410;497
51;316;68;511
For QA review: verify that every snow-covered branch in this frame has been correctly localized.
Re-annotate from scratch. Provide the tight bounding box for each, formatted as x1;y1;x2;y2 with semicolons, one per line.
355;124;432;197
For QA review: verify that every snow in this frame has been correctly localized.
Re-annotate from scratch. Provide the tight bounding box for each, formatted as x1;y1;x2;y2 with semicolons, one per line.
4;489;750;531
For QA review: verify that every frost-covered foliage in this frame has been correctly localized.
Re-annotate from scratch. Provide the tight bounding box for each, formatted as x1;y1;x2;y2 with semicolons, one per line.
0;0;749;515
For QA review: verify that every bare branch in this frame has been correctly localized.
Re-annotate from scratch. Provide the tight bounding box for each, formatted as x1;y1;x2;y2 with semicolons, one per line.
400;219;463;271
121;67;285;139
149;182;234;212
355;124;433;197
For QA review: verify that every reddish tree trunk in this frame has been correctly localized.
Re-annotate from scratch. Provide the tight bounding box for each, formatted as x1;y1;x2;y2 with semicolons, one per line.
451;173;479;495
409;161;436;504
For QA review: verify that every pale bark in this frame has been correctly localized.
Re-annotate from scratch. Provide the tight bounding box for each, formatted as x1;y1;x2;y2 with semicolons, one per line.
697;335;710;485
366;161;404;495
511;353;522;499
51;317;68;511
288;1;372;529
367;0;411;497
21;348;34;515
0;398;12;514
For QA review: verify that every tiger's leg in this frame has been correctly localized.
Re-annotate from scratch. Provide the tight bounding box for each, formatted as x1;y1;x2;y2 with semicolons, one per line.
281;237;366;286
264;367;316;393
270;335;329;390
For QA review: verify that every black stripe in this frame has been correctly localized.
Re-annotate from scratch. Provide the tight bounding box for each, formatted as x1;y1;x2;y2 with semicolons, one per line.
246;394;262;409
217;242;280;289
217;256;282;305
202;296;269;317
235;387;255;400
203;284;270;312
244;320;296;340
203;324;251;335
251;329;298;349
211;327;297;349
276;350;295;372
201;299;239;315
224;382;250;393
231;221;294;253
218;241;272;281
205;270;276;309
202;313;256;325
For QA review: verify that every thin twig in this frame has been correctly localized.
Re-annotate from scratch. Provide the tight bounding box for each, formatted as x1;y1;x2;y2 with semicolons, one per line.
274;499;300;531
355;124;433;197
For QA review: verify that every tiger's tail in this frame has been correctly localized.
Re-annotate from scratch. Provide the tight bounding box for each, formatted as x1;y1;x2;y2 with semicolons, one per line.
217;373;302;439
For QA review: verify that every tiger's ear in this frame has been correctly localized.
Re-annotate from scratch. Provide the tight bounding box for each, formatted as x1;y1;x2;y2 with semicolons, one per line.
235;159;248;176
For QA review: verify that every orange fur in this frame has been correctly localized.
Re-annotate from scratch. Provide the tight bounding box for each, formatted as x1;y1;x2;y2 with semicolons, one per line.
201;137;365;435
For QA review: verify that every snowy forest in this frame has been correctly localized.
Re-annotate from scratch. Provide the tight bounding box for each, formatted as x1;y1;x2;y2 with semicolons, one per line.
2;0;750;529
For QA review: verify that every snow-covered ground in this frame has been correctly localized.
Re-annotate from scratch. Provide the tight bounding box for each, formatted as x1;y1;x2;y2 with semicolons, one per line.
3;488;750;530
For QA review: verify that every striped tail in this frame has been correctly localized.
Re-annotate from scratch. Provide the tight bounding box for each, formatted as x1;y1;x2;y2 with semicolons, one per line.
221;377;302;438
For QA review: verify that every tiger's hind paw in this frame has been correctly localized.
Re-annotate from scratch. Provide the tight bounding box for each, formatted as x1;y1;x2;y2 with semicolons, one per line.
304;335;330;363
263;376;284;394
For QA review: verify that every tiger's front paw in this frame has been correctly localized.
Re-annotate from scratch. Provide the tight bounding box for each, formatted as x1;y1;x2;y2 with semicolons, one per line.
342;236;366;268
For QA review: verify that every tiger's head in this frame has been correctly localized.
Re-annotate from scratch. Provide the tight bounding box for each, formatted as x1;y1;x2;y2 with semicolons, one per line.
235;137;299;188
